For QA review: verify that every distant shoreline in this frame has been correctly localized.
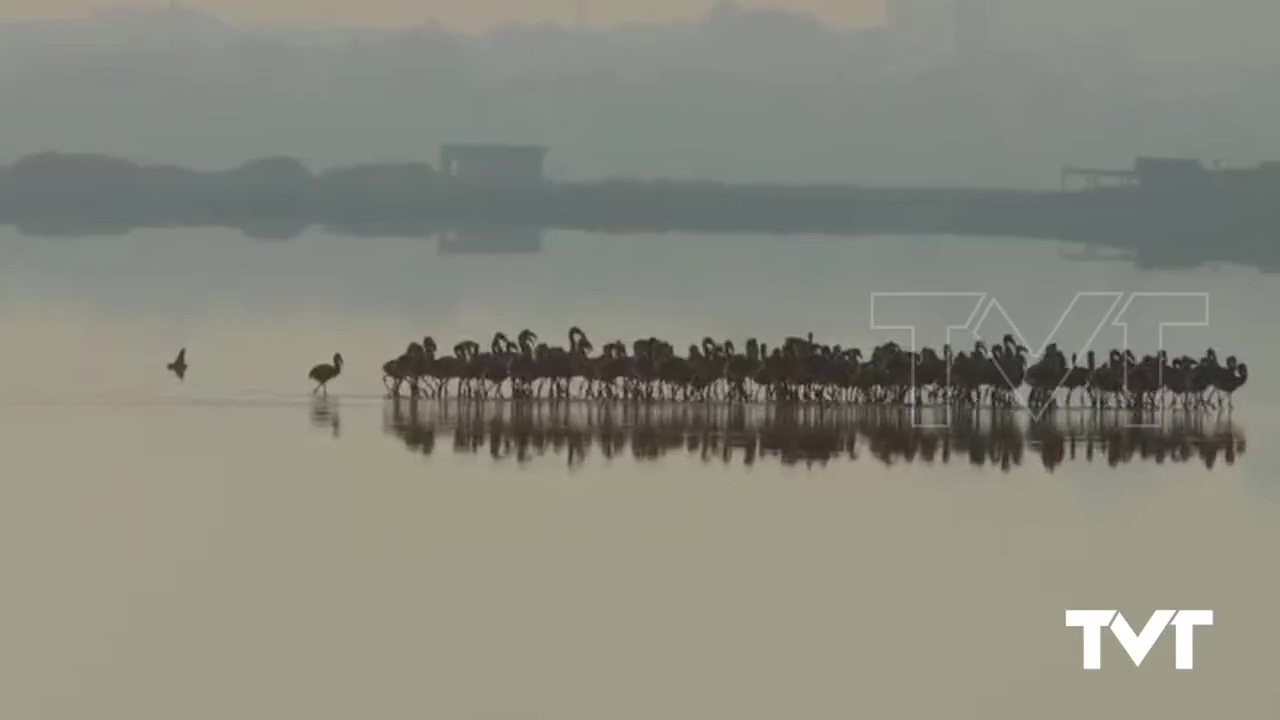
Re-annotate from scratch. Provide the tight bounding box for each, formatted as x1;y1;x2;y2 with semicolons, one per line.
1;151;1277;270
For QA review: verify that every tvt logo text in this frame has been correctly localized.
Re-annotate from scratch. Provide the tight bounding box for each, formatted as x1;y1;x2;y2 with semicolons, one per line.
1065;609;1213;670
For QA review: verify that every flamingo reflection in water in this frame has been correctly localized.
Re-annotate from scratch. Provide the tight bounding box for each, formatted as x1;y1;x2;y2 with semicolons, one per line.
381;399;1244;472
310;396;341;438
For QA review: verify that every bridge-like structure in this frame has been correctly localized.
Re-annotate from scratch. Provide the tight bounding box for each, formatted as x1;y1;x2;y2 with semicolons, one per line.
1060;165;1139;191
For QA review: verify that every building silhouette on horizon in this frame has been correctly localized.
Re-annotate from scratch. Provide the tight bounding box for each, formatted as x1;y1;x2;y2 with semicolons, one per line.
439;144;549;186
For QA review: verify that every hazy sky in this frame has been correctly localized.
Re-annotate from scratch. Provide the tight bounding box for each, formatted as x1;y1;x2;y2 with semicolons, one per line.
2;0;881;31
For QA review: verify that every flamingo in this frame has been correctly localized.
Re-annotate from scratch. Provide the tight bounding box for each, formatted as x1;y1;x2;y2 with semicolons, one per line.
309;352;345;395
375;328;1247;410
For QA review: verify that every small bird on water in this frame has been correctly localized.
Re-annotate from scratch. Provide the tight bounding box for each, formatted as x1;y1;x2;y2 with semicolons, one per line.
167;347;188;381
309;352;344;395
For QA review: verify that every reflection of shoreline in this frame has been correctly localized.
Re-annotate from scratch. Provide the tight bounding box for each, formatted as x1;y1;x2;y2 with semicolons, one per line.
437;224;544;255
380;399;1245;471
6;217;1278;272
3;219;546;255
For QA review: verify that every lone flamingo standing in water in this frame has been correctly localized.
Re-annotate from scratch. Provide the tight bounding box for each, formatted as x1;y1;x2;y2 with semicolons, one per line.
309;352;344;395
167;347;188;381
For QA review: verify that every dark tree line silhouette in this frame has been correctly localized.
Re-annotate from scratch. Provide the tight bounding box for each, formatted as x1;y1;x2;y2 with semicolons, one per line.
4;152;1280;269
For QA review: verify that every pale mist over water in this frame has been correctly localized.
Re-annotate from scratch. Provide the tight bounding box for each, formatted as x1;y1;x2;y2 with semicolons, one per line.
1;227;1277;718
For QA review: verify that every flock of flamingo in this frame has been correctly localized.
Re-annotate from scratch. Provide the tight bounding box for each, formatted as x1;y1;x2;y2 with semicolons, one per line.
356;327;1249;411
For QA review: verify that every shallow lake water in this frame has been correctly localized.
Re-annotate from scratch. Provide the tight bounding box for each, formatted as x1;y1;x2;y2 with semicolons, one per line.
0;227;1276;719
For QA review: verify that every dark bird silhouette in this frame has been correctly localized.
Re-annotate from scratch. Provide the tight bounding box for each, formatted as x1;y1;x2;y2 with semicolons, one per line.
309;352;344;395
167;347;188;381
373;327;1249;410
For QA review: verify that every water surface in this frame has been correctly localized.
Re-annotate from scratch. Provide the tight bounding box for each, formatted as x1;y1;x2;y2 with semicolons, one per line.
0;227;1276;719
